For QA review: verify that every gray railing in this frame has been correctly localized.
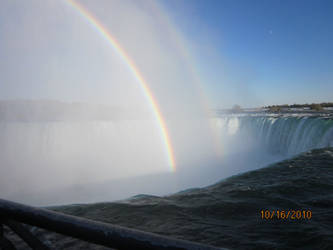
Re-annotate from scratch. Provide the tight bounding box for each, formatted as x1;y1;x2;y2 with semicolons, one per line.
0;199;222;250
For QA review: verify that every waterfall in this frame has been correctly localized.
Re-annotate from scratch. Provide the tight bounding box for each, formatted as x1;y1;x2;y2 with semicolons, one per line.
1;111;333;205
213;115;333;157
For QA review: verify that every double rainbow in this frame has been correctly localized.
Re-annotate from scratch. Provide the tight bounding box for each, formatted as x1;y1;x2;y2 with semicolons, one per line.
67;0;175;171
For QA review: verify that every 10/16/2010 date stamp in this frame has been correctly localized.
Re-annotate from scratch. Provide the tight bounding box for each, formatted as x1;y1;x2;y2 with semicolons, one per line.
260;210;312;220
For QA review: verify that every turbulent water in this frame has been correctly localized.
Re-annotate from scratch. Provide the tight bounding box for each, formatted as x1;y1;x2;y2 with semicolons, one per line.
5;148;333;249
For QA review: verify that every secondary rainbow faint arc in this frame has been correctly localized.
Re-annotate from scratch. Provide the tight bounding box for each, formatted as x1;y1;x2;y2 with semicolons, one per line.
66;0;175;171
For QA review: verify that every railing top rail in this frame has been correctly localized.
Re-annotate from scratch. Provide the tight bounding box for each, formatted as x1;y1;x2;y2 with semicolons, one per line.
0;199;223;250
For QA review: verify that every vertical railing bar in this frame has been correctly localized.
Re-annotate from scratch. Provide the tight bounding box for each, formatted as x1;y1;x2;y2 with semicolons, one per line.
3;220;51;250
0;222;17;250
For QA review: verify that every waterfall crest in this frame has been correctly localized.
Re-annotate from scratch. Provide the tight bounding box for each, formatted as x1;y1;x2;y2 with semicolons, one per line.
213;115;333;157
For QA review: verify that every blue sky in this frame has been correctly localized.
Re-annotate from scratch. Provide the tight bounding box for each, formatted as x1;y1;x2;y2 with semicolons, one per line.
0;0;332;109
161;0;333;107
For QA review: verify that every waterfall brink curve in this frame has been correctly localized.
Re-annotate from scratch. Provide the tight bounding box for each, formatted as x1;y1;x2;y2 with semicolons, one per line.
214;115;333;156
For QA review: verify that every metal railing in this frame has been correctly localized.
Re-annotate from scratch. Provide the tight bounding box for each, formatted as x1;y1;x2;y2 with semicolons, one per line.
0;199;222;250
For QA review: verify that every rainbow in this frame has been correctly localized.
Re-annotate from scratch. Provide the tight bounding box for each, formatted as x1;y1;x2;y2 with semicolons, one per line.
149;0;224;158
66;0;175;171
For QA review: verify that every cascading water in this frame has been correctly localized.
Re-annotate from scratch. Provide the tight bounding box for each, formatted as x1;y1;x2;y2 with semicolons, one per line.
213;115;333;157
2;106;333;206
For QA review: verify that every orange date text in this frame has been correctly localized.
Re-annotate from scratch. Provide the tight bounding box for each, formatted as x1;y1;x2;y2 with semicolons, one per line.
260;210;312;220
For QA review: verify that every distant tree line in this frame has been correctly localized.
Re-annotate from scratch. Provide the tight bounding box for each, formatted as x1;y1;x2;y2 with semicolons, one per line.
264;102;333;112
231;104;242;112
